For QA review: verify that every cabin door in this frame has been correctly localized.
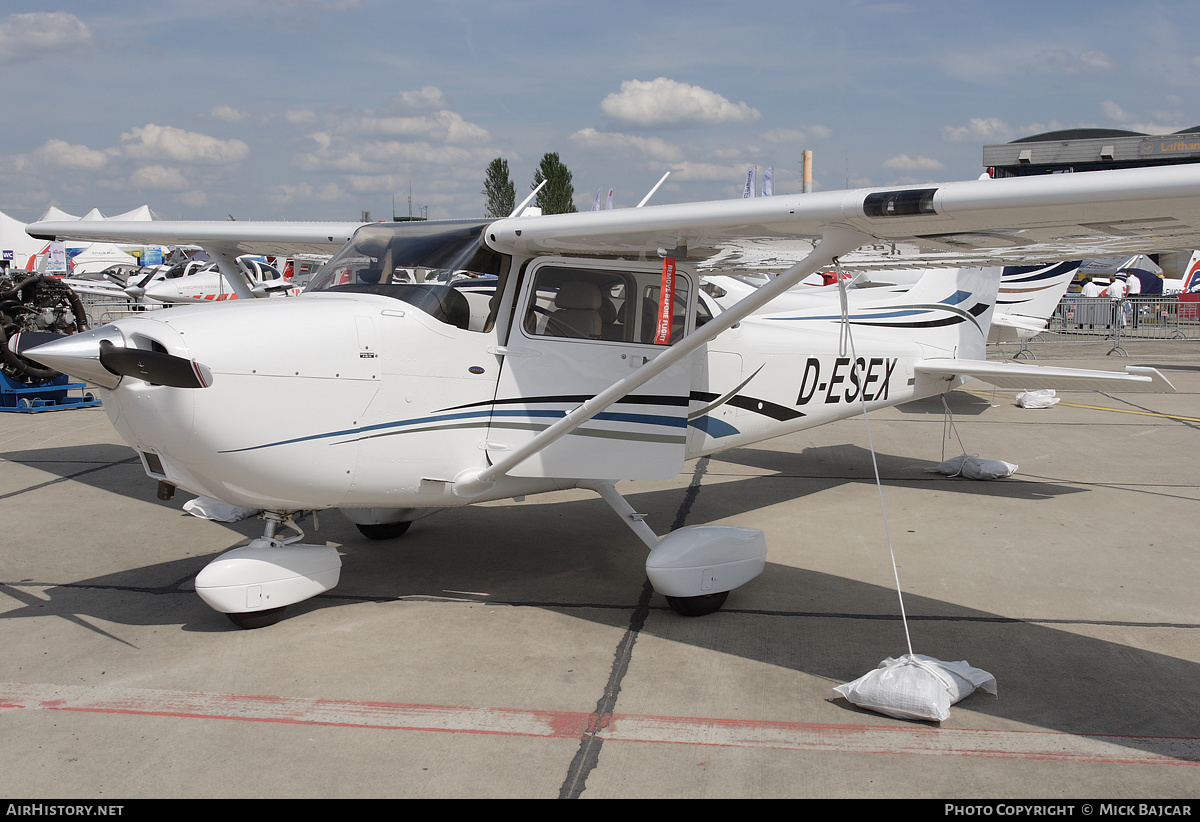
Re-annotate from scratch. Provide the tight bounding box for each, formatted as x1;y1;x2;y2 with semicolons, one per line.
487;257;694;480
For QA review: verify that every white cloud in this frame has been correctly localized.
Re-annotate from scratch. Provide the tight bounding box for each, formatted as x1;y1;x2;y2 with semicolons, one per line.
0;12;90;62
1101;100;1129;122
1124;122;1184;136
1029;49;1115;74
1100;102;1183;135
883;154;944;170
942;117;1013;143
601;78;761;127
945;46;1117;83
286;109;318;126
130;165;188;189
391;86;447;111
179;190;209;208
271;181;347;205
667;161;747;182
295;137;486;175
359;110;488;143
211;105;249;123
120;124;249;164
1080;50;1116;70
570;128;682;164
34;139;109;170
762;126;832;144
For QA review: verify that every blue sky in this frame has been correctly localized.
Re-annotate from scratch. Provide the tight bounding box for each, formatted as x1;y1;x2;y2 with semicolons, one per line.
2;1;1198;222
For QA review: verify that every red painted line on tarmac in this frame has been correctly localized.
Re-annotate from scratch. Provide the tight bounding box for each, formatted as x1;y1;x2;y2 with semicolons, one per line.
2;681;1196;766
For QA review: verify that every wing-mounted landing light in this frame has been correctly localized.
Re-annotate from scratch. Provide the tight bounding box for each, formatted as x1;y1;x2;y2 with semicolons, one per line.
97;339;213;388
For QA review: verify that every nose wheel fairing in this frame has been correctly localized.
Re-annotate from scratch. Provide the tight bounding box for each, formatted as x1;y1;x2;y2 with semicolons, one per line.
194;540;342;618
194;513;341;627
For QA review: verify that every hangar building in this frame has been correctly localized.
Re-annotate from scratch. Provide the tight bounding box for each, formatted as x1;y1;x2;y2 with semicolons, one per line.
983;126;1200;177
983;127;1200;278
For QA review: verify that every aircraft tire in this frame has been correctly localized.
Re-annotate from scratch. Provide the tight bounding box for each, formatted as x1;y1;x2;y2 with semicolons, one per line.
664;590;729;617
225;607;287;630
355;521;413;540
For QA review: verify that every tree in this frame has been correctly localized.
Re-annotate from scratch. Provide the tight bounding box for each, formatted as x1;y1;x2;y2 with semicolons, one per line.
482;157;515;218
532;152;577;215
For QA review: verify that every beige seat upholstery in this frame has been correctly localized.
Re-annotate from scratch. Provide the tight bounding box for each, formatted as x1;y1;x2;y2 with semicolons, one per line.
547;280;603;338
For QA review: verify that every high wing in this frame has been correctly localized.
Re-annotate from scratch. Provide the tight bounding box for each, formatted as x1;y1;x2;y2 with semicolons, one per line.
26;220;363;299
454;166;1200;493
483;165;1200;264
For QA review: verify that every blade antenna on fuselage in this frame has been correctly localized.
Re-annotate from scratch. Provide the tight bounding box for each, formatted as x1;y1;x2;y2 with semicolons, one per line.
508;180;548;218
636;172;671;208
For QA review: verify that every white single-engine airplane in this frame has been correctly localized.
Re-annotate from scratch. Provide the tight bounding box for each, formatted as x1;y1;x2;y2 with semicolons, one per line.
142;256;299;303
705;259;1081;343
19;166;1199;628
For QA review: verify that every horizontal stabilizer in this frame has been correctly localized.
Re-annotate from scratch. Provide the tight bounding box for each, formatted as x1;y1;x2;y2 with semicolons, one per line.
990;314;1046;334
915;360;1174;393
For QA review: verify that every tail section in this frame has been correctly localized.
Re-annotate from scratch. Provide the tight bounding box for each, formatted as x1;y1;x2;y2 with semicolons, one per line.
752;266;999;360
1184;251;1200;293
990;261;1080;342
876;266;998;359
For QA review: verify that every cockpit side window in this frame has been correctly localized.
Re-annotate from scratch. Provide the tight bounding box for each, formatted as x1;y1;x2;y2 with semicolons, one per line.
523;268;633;341
521;262;693;346
308;220;510;333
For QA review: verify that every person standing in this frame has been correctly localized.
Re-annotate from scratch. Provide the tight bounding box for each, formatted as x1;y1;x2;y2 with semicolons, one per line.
1080;276;1104;328
1124;271;1141;329
1108;275;1127;329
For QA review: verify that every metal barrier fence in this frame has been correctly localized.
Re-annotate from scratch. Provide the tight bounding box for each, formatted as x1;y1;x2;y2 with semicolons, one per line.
993;295;1200;357
78;294;171;328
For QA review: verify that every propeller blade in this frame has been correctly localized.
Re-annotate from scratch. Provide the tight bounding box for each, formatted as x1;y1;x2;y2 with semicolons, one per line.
98;339;213;388
250;281;292;297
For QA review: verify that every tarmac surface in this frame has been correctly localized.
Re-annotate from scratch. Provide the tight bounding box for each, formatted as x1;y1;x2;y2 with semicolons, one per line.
1;340;1197;798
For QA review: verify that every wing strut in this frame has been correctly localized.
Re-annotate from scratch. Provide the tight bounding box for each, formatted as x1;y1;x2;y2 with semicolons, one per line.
452;226;872;498
206;246;255;300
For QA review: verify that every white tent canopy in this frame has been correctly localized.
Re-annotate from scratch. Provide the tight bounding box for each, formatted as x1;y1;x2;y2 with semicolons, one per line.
68;242;139;276
38;206;80;222
1;209;50;271
3;205;158;272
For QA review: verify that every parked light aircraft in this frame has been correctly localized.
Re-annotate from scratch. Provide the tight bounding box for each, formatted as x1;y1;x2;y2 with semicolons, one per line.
704;260;1080;344
64;255;308;307
20;166;1199;628
143;256;299;303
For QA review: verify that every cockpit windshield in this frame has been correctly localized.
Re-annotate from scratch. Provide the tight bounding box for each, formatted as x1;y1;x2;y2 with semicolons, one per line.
307;220;509;331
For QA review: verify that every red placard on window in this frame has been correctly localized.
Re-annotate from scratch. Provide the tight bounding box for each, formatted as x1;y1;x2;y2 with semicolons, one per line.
655;257;675;344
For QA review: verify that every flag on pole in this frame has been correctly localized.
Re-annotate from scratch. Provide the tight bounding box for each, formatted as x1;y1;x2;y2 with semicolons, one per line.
606;188;614;210
591;188;602;211
763;166;773;197
743;166;756;198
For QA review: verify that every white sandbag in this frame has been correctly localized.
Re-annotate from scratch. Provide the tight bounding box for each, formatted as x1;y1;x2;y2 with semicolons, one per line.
928;453;1017;480
183;496;261;522
834;654;998;722
1016;389;1060;409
